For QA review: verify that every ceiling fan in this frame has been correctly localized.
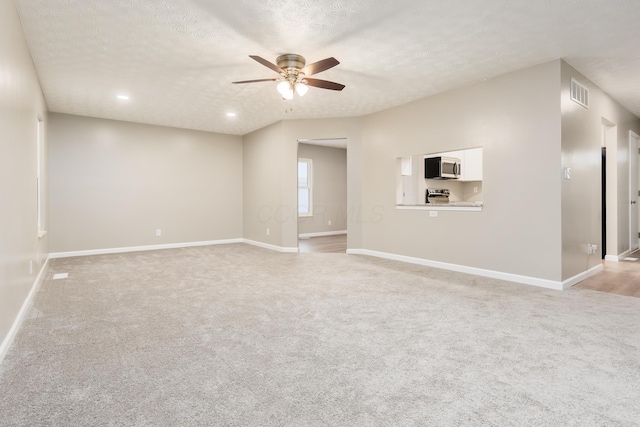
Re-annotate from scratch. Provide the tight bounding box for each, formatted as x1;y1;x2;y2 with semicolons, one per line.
232;54;345;100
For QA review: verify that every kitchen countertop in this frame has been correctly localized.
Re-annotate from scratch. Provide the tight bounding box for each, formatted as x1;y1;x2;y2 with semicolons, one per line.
396;202;482;211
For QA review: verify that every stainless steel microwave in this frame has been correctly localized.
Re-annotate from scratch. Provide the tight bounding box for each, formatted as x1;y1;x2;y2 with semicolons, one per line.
425;156;461;179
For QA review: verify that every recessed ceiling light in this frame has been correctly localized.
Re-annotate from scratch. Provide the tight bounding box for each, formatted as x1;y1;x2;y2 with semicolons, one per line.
226;112;236;117
117;94;129;100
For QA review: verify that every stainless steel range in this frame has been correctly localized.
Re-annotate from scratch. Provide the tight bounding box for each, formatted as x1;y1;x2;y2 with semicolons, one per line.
426;188;450;204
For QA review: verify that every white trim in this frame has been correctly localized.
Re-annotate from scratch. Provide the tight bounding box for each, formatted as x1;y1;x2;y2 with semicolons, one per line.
605;248;632;262
49;238;244;259
346;249;564;290
299;230;347;238
0;258;50;365
242;239;299;253
630;130;640;253
561;263;604;290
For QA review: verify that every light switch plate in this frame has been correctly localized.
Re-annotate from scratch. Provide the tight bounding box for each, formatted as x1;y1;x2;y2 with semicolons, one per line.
563;167;571;180
430;211;438;217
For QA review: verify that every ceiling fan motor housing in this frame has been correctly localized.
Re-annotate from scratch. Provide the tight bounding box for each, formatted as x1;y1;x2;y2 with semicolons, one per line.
277;54;306;77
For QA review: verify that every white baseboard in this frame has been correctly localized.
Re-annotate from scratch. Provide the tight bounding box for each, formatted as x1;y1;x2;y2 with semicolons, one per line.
49;238;244;259
242;239;299;253
605;248;632;262
50;237;303;259
0;258;50;365
346;249;565;290
561;263;604;290
299;230;347;238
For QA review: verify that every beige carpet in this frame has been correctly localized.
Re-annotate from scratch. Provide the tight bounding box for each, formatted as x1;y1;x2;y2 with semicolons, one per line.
1;244;639;426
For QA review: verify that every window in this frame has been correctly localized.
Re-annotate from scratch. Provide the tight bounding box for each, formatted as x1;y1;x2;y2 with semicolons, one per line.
298;158;312;217
36;117;46;238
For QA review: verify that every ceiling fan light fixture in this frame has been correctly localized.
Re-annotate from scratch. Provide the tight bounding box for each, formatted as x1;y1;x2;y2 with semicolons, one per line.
277;81;294;100
295;82;308;97
282;89;294;100
235;54;344;99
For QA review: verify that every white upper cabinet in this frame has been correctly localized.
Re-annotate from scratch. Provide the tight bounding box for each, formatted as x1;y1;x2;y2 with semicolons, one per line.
462;147;483;181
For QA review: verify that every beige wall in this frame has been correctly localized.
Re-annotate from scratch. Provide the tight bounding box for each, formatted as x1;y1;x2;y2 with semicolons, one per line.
298;144;347;235
359;61;563;281
242;121;288;248
48;114;243;253
560;61;640;275
0;1;48;355
242;118;362;250
283;118;363;249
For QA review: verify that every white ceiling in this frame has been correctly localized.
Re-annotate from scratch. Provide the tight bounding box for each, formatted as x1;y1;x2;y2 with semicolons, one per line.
14;0;640;136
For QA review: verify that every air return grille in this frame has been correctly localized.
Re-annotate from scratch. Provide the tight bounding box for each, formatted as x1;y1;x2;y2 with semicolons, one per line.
570;78;589;108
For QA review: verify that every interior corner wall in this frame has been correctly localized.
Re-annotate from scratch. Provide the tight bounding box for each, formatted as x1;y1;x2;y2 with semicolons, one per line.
561;61;640;268
242;121;287;248
48;113;243;253
0;0;49;354
360;60;563;281
297;144;347;235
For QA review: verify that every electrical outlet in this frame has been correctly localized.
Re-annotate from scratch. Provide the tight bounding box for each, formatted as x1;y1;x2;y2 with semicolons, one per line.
156;229;162;236
430;211;438;217
473;187;478;194
266;228;270;236
328;220;332;226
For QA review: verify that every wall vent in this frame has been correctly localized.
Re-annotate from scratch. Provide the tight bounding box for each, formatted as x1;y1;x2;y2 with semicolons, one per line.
570;78;589;108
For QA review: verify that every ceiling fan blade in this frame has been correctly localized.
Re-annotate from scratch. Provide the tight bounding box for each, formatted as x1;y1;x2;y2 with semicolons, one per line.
249;55;283;74
232;78;279;84
301;57;340;76
303;78;345;91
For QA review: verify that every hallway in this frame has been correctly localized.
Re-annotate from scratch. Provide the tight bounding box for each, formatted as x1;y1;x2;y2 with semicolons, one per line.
573;252;640;298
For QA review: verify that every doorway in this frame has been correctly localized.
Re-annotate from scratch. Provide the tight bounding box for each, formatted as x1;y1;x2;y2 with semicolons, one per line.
630;131;640;253
602;146;607;259
297;138;348;253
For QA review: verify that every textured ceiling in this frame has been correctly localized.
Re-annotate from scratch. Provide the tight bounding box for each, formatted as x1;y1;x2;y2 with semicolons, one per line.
14;0;640;136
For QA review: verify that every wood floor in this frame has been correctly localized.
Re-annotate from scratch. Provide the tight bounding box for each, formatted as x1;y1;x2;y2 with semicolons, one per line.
298;234;347;253
574;252;640;298
298;236;639;297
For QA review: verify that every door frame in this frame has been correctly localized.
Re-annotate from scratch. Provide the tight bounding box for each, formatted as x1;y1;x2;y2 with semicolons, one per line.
630;130;640;252
602;119;617;260
602;146;606;259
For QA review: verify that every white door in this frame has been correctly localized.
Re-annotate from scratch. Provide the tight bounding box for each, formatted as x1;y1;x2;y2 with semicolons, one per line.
630;132;639;252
